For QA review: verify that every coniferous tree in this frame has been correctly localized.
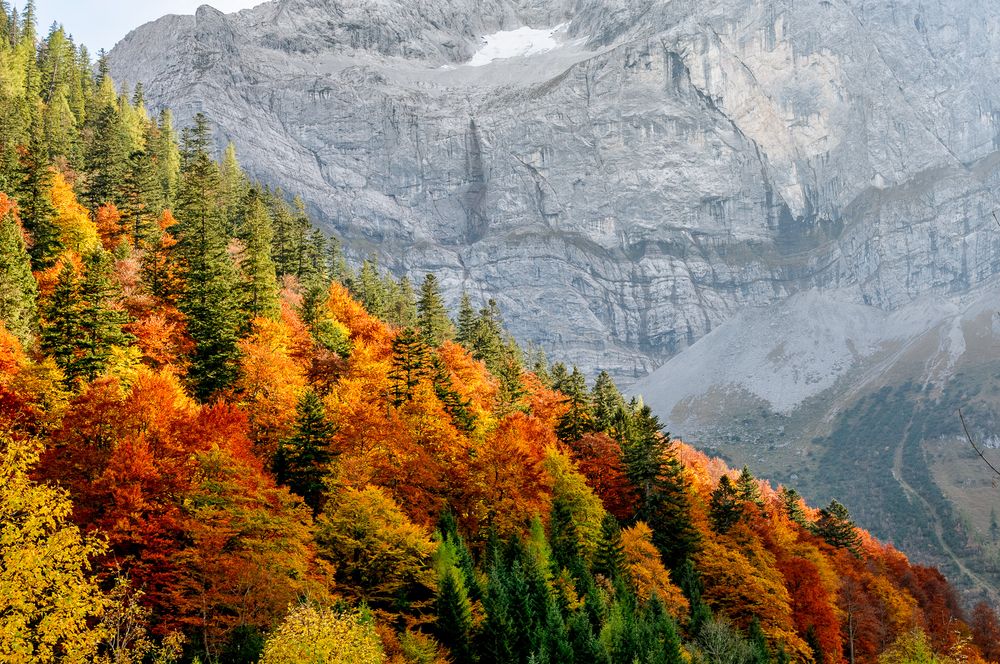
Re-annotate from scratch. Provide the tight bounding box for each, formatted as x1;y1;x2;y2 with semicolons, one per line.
813;500;862;555
748;617;769;664
120;148;162;247
431;355;476;432
218;142;247;235
780;487;808;528
675;559;712;637
454;290;476;347
591;370;625;432
40;259;81;380
735;466;764;510
16;115;61;268
549;494;584;577
356;258;387;320
276;389;335;513
620;404;700;570
385;275;417;328
709;475;741;534
549;362;569;392
435;569;473;662
0;205;38;345
593;513;627;583
556;366;593;443
175;113;243;398
416;273;452;346
84;101;131;210
237;190;280;321
388;327;431;405
74;247;130;382
643;594;685;664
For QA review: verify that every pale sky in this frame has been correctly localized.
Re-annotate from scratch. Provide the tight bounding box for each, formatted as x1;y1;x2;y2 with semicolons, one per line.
17;1;265;53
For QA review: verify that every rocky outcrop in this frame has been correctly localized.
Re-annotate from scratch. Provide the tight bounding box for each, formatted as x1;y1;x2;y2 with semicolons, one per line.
109;0;1000;384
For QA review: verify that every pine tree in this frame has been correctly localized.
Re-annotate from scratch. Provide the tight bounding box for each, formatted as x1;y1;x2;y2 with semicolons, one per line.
74;247;130;382
556;366;593;443
591;370;625;433
435;569;473;663
218;142;247;235
0;205;38;346
175;113;243;398
356;258;387;320
385;275;417;328
237;190;280;321
735;466;764;509
748;617;769;664
416;273;452;346
388;327;431;405
593;513;627;583
16;115;61;268
709;476;741;534
812;500;862;555
277;389;335;513
120;148;163;247
454;290;476;346
41;259;81;380
643;594;684;664
675;559;712;637
84;101;131;210
621;404;701;569
549;494;584;576
780;487;808;528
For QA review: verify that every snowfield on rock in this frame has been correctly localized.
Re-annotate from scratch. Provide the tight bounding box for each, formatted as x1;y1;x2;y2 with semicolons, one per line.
467;24;569;66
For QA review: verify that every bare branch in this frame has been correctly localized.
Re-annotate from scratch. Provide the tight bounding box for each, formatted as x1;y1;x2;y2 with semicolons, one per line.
959;409;1000;479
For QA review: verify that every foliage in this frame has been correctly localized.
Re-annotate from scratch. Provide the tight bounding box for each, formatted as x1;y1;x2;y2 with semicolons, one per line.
259;604;386;664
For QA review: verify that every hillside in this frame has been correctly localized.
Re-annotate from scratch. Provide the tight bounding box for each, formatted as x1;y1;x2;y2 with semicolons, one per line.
1;5;1000;663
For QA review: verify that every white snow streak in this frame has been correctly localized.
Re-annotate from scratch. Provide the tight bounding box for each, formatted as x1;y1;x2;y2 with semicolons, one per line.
467;24;568;67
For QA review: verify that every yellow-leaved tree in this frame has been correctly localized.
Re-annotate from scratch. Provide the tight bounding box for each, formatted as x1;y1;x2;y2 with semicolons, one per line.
0;433;107;663
259;604;386;664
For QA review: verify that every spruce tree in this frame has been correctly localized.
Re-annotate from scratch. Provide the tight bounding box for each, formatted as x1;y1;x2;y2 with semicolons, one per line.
237;190;280;321
675;559;712;637
813;500;862;555
416;273;453;346
621;404;701;569
41;259;81;381
385;275;417;328
74;247;130;382
454;291;476;344
16;115;61;268
356;257;387;320
277;389;335;513
549;494;584;577
709;475;741;534
175;113;243;398
556;365;593;443
591;370;625;433
431;355;476;432
84;101;131;210
388;327;431;405
735;466;764;509
435;569;474;662
780;487;808;528
593;513;627;583
643;594;685;664
748;617;769;664
0;207;37;346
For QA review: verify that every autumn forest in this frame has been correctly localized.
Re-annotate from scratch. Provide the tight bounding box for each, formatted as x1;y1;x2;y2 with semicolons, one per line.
0;3;999;664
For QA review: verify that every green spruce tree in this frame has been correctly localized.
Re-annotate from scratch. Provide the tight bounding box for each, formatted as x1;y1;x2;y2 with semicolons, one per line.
276;389;336;513
0;206;38;346
416;273;453;346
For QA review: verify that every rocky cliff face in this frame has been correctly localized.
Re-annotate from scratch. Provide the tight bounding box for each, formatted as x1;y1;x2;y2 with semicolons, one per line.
109;0;1000;385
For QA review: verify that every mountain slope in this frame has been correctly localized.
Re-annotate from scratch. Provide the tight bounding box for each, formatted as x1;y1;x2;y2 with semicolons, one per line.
108;0;1000;384
634;283;1000;602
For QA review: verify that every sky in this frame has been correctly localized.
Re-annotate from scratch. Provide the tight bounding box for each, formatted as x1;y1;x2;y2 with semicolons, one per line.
16;1;264;53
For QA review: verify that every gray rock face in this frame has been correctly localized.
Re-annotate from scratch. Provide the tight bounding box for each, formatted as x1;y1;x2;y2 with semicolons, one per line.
109;0;1000;385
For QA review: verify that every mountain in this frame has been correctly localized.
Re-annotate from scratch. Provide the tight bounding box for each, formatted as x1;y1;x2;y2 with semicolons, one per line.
108;0;1000;387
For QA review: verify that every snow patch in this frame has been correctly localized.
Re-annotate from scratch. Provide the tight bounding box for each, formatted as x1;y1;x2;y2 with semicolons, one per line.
467;24;569;67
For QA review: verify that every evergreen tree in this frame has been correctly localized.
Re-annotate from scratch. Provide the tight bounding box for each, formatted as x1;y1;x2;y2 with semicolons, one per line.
16;115;61;268
237;190;280;321
735;466;764;510
175;113;244;398
84;101;131;210
388;327;431;405
620;404;701;569
40;259;81;380
549;362;569;392
709;475;741;534
431;355;476;432
591;370;625;433
276;389;335;513
0;206;38;346
780;487;808;528
416;273;453;346
748;617;769;664
454;290;476;347
74;247;130;382
385;275;417;328
435;569;473;662
812;500;862;555
549;494;584;577
675;559;712;637
120;148;163;247
151;109;181;207
593;513;627;583
643;594;685;664
556;366;593;443
356;258;387;320
218;142;247;235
